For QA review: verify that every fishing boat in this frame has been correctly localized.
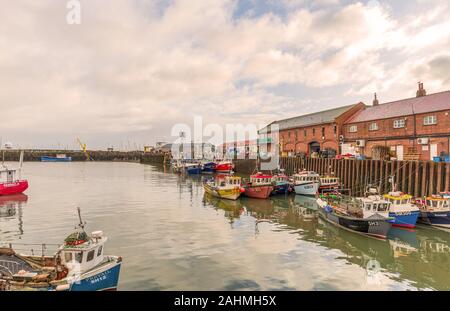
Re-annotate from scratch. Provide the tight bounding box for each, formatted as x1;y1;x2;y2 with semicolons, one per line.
201;162;216;174
271;170;291;195
382;191;419;228
319;175;340;192
416;193;450;229
0;152;28;196
184;162;202;175
215;161;234;173
203;175;244;200
292;170;320;196
243;172;274;199
40;154;72;162
0;208;122;291
317;193;393;239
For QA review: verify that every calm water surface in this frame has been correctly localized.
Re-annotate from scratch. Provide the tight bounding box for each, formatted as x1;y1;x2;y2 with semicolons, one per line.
1;162;450;290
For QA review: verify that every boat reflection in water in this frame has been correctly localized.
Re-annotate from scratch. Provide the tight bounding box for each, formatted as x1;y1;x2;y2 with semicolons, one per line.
0;194;28;238
202;193;450;290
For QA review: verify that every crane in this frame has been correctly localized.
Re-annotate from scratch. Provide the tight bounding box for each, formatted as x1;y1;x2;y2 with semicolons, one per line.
77;137;92;161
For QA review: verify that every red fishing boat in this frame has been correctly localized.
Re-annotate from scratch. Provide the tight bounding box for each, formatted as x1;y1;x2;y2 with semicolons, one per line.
243;172;274;199
0;152;28;196
215;161;234;173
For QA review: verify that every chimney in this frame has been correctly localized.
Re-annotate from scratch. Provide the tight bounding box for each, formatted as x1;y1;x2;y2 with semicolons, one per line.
373;93;379;106
416;82;427;97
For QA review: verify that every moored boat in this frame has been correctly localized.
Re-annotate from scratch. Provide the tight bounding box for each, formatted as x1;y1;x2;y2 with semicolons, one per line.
203;175;244;200
215;161;234;173
201;162;216;174
185;162;202;175
416;193;450;229
319;175;340;192
383;191;420;228
271;170;291;195
243;172;274;199
0;152;28;196
0;208;122;291
293;170;320;196
40;154;72;162
317;193;393;239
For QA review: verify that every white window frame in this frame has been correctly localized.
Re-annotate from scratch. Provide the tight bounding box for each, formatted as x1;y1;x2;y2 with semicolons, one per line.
393;119;405;129
369;122;378;131
423;115;437;125
349;125;357;133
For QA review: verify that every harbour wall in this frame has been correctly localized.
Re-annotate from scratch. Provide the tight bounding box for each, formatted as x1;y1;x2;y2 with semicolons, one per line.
233;157;450;197
2;150;143;162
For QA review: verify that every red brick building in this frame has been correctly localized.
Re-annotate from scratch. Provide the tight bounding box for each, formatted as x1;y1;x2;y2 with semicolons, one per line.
259;103;365;157
343;84;450;161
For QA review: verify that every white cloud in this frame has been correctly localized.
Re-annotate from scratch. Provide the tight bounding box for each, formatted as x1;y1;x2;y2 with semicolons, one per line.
0;0;449;148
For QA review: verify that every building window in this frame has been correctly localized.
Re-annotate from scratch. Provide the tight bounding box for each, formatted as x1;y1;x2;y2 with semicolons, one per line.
312;128;316;135
304;130;307;137
322;127;325;137
369;122;378;131
349;125;357;133
334;125;337;134
423;115;437;125
393;119;405;128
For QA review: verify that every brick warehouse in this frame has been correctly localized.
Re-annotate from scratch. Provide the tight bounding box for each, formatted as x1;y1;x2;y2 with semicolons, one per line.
258;103;365;157
343;83;450;161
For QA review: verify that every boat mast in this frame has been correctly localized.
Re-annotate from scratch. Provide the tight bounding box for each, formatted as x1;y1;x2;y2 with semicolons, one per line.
77;207;86;230
18;150;24;180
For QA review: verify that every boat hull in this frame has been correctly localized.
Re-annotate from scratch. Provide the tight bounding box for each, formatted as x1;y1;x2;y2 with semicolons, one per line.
418;211;450;228
389;211;420;228
201;163;216;174
273;182;290;195
318;204;392;239
186;167;201;175
69;259;122;291
0;180;28;196
244;185;274;199
294;182;319;196
203;184;241;200
215;163;233;173
40;156;72;162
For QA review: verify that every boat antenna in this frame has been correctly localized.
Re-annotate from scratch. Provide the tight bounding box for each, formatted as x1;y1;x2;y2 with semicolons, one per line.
18;150;24;180
77;207;86;230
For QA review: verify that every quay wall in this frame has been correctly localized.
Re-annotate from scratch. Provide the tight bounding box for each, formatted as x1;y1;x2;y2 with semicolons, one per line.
1;150;143;162
233;157;450;197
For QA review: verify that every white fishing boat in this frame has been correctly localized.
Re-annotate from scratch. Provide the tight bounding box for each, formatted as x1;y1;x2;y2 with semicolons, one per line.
292;170;320;196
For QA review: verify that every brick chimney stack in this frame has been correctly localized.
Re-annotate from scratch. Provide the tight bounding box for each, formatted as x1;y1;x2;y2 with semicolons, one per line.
416;82;427;97
373;93;379;106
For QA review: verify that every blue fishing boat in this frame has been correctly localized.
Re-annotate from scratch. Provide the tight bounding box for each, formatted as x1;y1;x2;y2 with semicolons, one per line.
41;154;72;162
201;162;216;174
0;208;122;291
271;171;291;195
417;193;450;229
185;163;201;175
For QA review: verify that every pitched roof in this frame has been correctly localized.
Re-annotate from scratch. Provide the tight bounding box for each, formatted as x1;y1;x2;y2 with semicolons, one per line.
346;90;450;123
259;104;358;133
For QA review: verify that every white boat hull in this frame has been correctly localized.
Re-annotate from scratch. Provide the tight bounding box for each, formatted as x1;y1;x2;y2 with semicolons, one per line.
294;182;319;196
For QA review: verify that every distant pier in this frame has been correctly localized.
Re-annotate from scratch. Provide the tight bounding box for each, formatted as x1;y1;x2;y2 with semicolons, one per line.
2;149;143;162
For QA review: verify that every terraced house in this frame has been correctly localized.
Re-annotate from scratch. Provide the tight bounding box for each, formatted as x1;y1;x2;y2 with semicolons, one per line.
342;83;450;161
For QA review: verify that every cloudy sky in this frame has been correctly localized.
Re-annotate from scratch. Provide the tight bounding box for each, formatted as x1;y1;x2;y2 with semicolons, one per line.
1;0;450;150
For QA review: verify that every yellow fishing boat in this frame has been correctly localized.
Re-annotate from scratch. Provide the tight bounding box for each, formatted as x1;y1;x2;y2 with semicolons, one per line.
203;175;244;200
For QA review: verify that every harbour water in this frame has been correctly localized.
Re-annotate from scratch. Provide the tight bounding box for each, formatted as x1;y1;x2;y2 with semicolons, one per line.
1;162;450;290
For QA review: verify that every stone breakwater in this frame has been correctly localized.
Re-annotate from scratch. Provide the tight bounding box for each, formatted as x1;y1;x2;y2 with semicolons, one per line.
2;150;143;162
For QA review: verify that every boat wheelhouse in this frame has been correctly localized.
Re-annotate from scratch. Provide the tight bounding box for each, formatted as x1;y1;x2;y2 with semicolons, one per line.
243;172;274;199
319;176;340;192
417;193;450;229
203;175;243;200
293;170;320;196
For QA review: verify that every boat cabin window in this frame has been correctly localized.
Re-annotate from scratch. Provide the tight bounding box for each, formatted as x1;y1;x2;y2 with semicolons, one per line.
65;252;73;262
97;246;103;257
87;249;95;262
220;181;226;187
432;200;438;208
426;200;431;206
75;252;83;264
